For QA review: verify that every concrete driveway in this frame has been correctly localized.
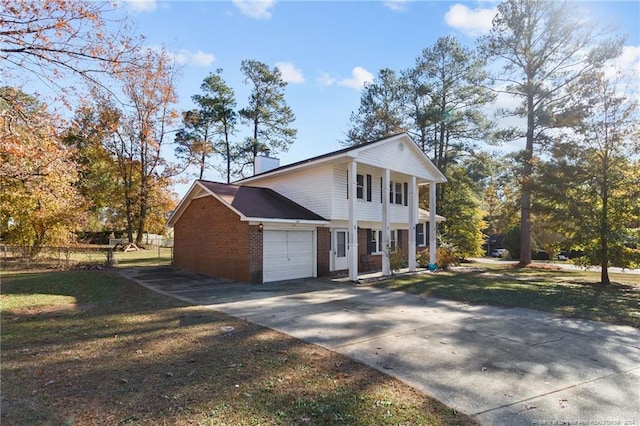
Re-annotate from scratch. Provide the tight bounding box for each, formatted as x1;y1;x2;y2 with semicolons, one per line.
119;266;640;425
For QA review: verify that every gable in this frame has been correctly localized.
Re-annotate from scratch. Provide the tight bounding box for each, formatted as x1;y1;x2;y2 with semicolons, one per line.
350;134;446;182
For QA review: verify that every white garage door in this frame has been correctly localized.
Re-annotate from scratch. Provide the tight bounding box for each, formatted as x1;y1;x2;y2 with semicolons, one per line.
263;230;314;282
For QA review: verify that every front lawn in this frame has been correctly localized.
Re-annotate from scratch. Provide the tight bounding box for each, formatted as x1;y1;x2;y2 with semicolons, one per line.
0;269;476;425
373;263;640;328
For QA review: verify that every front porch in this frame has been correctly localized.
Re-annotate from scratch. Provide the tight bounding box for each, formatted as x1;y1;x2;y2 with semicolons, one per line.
331;266;435;284
343;158;442;282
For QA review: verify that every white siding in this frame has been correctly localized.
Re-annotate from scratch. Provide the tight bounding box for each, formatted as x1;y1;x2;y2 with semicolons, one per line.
357;139;439;180
248;164;334;218
331;163;411;224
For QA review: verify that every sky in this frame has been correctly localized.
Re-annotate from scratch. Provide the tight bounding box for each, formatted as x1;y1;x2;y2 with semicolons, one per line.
118;0;640;198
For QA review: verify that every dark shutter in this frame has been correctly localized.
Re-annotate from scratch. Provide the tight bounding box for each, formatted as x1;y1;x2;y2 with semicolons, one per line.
380;177;383;202
366;229;374;255
366;174;372;202
404;182;408;206
346;170;348;199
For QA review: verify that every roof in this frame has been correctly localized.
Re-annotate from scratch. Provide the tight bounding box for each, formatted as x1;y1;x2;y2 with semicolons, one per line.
166;180;328;227
238;133;447;184
199;181;327;221
419;208;446;222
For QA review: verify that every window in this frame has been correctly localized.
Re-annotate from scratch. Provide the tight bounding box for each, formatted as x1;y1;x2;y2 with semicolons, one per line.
389;180;408;205
416;223;425;246
356;174;364;199
368;230;385;254
390;230;396;249
337;231;346;257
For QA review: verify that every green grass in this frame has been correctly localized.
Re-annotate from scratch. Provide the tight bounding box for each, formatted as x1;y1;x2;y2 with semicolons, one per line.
1;245;172;270
373;262;640;328
0;269;477;426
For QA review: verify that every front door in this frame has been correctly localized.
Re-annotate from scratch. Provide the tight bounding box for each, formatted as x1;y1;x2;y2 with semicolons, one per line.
332;228;348;271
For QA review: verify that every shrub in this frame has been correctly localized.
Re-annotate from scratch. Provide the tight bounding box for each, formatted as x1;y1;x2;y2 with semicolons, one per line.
417;244;460;270
416;250;429;267
386;246;406;275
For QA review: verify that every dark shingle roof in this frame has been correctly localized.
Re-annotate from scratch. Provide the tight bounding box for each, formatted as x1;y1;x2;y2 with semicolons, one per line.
198;180;327;222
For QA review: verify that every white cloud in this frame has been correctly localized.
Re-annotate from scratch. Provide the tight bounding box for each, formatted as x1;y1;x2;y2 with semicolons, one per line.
275;62;304;84
338;67;374;90
124;0;157;12
232;0;275;19
605;45;640;79
192;50;216;67
160;47;215;67
384;0;408;12
444;4;496;36
317;72;337;87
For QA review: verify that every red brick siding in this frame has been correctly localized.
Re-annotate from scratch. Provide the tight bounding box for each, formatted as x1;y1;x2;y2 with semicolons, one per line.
317;227;330;276
357;228;383;271
173;196;253;283
248;225;263;283
357;228;414;271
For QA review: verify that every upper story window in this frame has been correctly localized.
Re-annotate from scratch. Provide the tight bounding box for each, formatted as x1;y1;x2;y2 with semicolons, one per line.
352;173;373;201
389;181;408;205
395;182;403;204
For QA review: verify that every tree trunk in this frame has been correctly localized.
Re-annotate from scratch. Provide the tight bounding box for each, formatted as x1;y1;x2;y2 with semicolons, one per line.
519;91;535;266
135;151;148;246
199;150;205;180
225;123;231;184
252;116;259;175
600;154;610;285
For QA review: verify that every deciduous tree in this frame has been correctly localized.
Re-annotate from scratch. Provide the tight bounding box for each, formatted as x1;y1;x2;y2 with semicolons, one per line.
537;72;640;283
0;88;85;255
83;48;180;245
0;0;139;106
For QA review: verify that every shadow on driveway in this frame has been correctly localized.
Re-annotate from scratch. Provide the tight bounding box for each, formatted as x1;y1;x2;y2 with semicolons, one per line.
120;266;640;425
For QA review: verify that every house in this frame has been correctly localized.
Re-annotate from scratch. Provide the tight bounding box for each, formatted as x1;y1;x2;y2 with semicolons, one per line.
167;133;447;283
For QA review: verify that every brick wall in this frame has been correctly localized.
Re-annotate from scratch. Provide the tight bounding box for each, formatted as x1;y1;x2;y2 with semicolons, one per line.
248;225;263;283
173;196;253;283
317;227;330;276
357;228;414;271
357;228;382;271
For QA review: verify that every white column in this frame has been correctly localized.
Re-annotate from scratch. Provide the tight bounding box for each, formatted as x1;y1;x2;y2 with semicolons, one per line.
382;169;391;276
408;176;418;271
348;160;359;281
429;181;437;266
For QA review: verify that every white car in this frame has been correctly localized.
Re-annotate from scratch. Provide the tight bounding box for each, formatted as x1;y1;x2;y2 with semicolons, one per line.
491;248;506;257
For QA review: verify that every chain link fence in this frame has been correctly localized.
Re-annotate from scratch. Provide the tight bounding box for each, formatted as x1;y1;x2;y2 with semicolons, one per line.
1;244;173;270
